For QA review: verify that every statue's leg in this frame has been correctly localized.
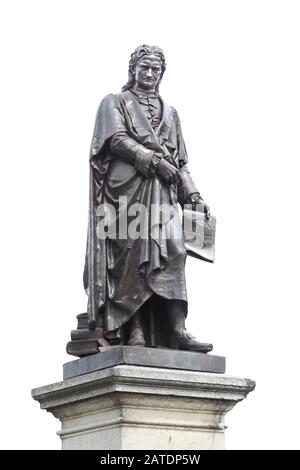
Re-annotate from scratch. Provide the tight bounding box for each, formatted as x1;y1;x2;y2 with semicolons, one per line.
127;310;146;347
166;299;213;353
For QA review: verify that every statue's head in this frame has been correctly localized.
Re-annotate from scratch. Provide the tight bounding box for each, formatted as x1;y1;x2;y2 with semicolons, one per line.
122;45;166;92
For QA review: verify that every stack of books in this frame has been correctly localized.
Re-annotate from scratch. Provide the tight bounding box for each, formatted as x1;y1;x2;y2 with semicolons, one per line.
66;313;108;357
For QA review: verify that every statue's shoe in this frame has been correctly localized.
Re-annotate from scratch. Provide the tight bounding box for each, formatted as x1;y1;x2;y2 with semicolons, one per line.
127;327;146;347
169;330;213;353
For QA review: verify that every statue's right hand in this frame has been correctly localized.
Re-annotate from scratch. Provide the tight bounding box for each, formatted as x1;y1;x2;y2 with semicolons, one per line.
156;159;181;185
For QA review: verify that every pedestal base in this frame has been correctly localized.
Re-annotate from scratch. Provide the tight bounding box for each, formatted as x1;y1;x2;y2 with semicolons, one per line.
32;362;255;450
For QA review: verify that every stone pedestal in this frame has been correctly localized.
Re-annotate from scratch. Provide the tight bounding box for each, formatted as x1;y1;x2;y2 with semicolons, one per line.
32;349;255;450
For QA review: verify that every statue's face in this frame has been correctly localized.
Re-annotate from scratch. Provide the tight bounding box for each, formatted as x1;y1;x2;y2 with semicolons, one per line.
134;54;162;90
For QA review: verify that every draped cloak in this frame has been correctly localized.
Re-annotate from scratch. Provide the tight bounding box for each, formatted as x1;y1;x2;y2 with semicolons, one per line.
83;90;199;334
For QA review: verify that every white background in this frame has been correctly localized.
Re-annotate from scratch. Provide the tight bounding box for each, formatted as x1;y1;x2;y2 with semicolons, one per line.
0;0;299;450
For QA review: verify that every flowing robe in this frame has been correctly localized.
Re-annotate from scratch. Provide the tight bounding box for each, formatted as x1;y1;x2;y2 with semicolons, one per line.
84;90;199;334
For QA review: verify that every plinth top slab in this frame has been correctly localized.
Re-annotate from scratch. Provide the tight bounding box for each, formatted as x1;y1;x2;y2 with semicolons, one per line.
63;346;226;380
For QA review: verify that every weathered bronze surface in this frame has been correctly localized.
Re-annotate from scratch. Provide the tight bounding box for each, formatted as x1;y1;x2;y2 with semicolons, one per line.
67;45;214;357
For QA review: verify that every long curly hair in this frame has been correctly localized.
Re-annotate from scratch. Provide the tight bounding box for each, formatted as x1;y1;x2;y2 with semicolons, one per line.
122;45;166;92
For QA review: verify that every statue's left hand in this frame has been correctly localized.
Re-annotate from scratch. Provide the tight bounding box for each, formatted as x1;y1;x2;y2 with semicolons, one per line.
187;193;211;220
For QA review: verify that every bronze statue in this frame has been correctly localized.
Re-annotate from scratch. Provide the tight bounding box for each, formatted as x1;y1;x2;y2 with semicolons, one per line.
67;45;213;357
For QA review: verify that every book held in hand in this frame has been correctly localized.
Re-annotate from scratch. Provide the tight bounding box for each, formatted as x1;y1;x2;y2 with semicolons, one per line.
182;204;216;263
